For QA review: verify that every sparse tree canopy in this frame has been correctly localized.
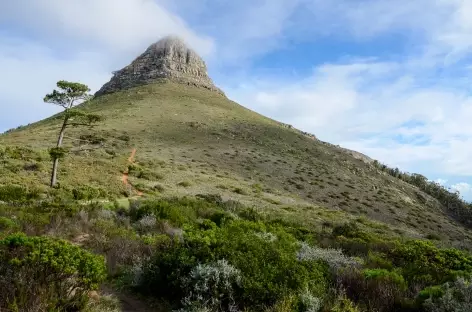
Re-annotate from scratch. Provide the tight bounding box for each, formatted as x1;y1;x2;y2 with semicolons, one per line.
44;80;102;187
44;80;91;109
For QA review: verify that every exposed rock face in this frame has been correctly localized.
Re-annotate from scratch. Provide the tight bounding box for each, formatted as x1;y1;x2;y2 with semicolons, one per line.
95;36;224;96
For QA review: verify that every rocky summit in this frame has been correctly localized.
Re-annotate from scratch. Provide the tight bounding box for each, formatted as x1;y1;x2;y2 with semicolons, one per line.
95;36;224;96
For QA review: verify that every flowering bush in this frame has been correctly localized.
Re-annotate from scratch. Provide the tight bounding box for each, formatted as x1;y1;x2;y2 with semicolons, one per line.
179;259;242;312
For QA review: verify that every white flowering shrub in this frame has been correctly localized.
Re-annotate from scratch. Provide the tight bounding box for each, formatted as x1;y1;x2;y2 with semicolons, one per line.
254;231;277;242
423;278;472;312
179;259;242;312
299;288;322;312
297;242;360;270
96;209;115;220
135;215;157;233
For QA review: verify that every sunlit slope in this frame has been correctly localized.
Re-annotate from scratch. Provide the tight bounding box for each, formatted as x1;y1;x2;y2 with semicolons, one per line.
1;81;471;247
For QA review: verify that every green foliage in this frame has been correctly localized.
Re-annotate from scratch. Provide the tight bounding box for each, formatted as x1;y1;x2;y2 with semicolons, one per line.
332;222;363;239
128;198;201;226
65;109;103;125
0;145;42;161
363;269;407;292
0;185;39;202
417;285;444;304
128;164;163;180
365;251;393;270
422;278;472;311
72;185;108;200
0;217;19;232
388;240;472;285
48;147;68;160
330;293;361;312
139;217;329;311
23;162;43;171
0;233;106;311
44;80;91;108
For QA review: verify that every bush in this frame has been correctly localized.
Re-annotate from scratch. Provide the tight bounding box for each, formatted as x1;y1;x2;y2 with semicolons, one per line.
0;233;106;311
388;240;472;286
0;216;19;232
297;242;360;271
363;269;408;311
330;292;361;312
0;185;29;202
140;219;330;311
23;162;43;171
72;185;107;200
422;278;472;311
335;268;408;312
179;259;242;312
233;188;248;195
298;288;322;312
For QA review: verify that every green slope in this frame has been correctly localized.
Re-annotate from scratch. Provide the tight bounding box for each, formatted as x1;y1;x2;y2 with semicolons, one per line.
1;81;472;248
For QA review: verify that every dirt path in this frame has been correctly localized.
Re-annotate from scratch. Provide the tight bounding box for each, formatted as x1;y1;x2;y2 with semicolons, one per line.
122;148;143;196
101;286;159;312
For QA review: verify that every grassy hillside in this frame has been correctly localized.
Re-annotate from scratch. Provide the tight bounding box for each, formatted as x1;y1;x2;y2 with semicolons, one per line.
3;80;472;311
1;81;472;248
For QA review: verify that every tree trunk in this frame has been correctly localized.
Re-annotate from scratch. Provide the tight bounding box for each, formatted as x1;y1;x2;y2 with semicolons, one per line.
50;157;60;187
50;116;69;187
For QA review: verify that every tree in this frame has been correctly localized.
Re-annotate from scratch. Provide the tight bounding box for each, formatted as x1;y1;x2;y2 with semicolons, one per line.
44;81;102;187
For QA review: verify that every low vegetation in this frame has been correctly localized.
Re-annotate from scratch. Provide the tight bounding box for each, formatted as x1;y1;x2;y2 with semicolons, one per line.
0;193;471;311
3;82;472;311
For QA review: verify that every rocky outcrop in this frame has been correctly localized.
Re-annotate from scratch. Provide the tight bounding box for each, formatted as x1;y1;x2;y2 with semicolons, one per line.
95;36;224;96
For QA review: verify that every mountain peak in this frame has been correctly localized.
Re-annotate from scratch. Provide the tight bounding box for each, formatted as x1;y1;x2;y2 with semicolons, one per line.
95;35;224;96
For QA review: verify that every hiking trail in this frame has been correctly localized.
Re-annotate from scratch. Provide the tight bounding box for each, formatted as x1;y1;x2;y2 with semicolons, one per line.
122;148;143;196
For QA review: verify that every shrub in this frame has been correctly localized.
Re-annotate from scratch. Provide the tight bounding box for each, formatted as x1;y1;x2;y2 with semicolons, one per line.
127;164;163;181
233;188;248;195
335;268;408;312
298;288;322;312
140;219;329;311
422;278;472;311
332;222;363;239
72;185;107;200
0;185;29;202
128;198;198;226
426;233;441;241
330;292;361;312
153;184;165;192
178;181;192;187
135;215;157;234
0;216;18;232
388;240;472;286
179;259;242;312
237;207;264;222
365;251;393;270
23;162;43;171
362;269;408;311
0;233;106;311
297;242;360;271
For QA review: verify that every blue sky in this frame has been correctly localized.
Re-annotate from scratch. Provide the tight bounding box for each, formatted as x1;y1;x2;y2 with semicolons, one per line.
1;0;472;200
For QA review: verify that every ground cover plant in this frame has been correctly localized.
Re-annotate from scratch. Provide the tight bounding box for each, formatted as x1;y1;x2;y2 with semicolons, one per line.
1;194;471;311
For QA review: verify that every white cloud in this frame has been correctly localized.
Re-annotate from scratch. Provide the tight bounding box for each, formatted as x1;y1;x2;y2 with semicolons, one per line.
0;0;215;132
451;182;472;197
0;0;214;57
0;38;111;132
1;0;472;191
227;58;472;176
